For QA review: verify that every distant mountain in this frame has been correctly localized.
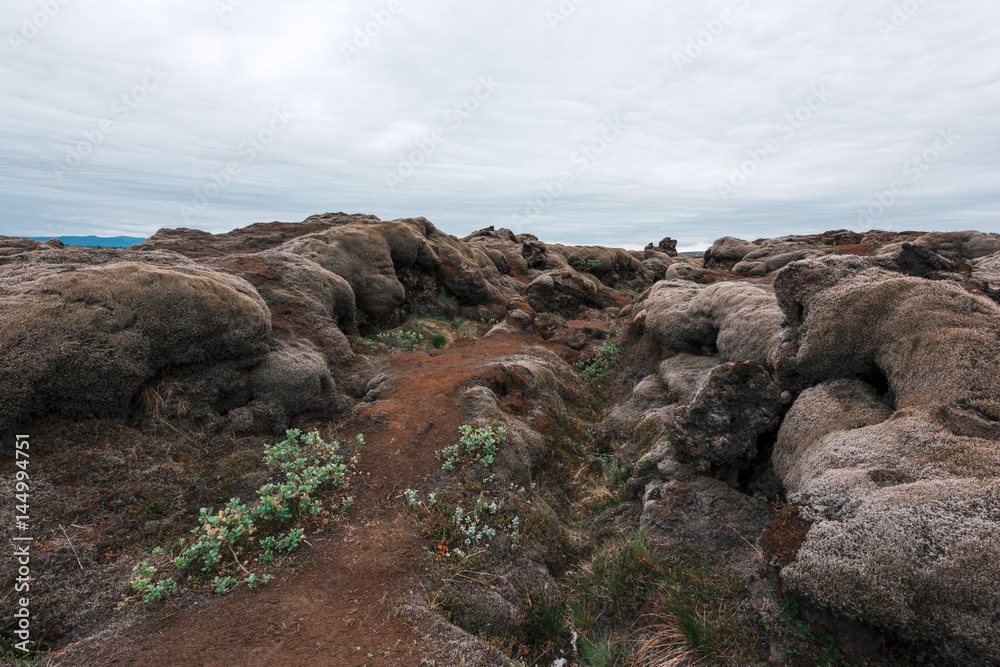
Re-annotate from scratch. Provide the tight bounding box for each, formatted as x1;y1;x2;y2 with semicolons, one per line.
29;235;146;248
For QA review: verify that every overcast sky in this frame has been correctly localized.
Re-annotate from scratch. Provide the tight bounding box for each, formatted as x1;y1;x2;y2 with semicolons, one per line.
1;0;997;250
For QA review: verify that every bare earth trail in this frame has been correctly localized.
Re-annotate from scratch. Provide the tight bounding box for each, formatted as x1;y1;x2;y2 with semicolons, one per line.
61;331;561;667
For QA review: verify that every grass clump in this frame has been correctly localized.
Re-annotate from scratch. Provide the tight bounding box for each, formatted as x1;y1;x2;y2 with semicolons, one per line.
437;290;458;307
557;532;756;666
566;532;667;634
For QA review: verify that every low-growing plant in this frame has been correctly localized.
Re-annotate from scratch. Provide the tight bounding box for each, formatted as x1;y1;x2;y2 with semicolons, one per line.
592;455;629;487
404;488;523;553
130;561;177;604
765;599;843;665
132;429;357;601
213;575;238;594
567;254;601;273
577;340;624;383
245;572;271;589
439;423;507;471
356;329;425;354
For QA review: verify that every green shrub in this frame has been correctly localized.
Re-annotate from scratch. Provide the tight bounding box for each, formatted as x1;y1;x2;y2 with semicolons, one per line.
567;254;601;273
356;330;425;354
133;429;357;601
577;341;623;383
130;561;177;603
439;424;507;471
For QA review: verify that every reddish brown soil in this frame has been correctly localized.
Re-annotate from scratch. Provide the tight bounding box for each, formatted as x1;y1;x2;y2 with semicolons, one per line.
759;513;811;567
59;330;560;667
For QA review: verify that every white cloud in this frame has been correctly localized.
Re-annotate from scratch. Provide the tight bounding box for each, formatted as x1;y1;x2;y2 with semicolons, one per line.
1;0;997;245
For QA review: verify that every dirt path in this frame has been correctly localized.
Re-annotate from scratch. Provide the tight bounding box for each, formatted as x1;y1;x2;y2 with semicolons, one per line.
60;331;558;666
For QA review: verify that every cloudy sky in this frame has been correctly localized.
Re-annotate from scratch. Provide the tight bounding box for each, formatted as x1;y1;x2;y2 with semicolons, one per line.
1;0;997;250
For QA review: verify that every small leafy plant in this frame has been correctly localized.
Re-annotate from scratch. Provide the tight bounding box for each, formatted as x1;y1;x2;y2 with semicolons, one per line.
765;598;843;665
403;488;525;558
130;561;177;603
567;254;601;273
577;340;624;383
356;330;425;354
131;429;358;601
439;423;507;471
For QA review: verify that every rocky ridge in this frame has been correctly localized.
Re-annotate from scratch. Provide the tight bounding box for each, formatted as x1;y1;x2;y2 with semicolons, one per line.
2;221;1000;665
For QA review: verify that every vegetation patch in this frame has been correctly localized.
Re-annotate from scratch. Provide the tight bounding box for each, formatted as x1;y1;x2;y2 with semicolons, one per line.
356;329;426;355
577;339;624;383
762;594;843;666
353;316;487;354
567;254;602;273
126;429;359;604
439;424;507;471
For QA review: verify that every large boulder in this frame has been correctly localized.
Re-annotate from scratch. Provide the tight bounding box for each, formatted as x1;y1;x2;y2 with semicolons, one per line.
972;250;1000;297
702;236;758;270
525;270;629;317
279;217;511;322
638;440;774;575
881;230;1000;261
768;255;1000;661
773;256;1000;433
135;212;381;258
204;251;358;357
463;226;535;285
732;241;828;277
667;360;789;470
0;260;271;432
546;243;648;288
630;280;783;366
